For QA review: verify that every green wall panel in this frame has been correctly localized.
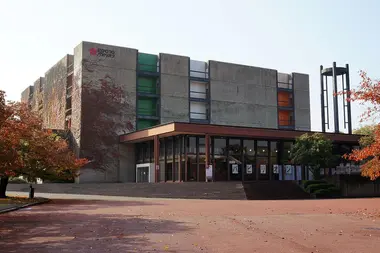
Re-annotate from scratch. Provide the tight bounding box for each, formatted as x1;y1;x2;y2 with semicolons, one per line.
138;77;156;93
137;98;157;116
137;119;158;130
138;53;158;72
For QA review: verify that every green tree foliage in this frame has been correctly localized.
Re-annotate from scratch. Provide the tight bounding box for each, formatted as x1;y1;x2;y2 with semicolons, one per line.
354;125;376;147
290;133;335;180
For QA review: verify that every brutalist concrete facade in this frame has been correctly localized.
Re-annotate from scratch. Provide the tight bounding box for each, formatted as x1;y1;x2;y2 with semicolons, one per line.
22;40;311;183
72;42;137;183
293;73;311;131
160;53;190;123
21;85;34;106
209;61;278;128
43;55;73;130
31;77;44;114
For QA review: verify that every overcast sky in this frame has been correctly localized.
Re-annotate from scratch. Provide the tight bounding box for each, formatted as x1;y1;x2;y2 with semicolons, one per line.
1;0;379;131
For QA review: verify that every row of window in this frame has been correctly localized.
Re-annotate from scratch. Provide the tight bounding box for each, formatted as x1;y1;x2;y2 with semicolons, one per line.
136;136;294;164
136;57;298;129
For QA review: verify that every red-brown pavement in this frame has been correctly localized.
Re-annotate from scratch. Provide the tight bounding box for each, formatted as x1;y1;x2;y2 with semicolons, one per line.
1;197;380;253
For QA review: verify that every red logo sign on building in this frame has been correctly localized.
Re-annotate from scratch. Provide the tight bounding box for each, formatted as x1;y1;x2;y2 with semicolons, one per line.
89;48;98;56
89;47;115;58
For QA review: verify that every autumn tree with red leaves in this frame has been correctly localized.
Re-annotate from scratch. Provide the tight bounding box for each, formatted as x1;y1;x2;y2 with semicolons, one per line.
0;90;87;198
339;71;380;180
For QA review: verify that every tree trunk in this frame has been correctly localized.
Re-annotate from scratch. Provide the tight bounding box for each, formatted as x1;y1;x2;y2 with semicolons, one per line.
0;177;9;198
312;166;321;180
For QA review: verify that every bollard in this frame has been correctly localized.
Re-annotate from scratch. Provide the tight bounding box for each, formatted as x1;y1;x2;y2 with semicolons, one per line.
29;184;34;199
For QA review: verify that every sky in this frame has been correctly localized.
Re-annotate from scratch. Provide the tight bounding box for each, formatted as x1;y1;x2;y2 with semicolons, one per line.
0;0;379;132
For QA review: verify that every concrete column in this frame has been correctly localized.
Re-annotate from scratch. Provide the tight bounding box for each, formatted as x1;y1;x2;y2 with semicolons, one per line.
154;135;159;183
205;134;210;182
178;136;183;182
184;136;188;182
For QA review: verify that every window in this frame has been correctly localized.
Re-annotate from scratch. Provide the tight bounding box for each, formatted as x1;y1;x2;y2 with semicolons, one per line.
190;81;208;99
277;73;293;89
190;101;208;120
190;60;209;79
278;111;294;127
278;91;293;107
257;141;268;156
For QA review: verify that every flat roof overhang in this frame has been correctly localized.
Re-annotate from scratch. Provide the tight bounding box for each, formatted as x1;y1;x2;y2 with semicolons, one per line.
119;122;361;144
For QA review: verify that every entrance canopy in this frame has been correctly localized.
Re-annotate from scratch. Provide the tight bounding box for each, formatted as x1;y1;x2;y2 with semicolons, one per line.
119;122;360;144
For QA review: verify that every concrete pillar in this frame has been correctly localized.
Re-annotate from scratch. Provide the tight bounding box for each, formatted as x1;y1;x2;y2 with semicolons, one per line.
205;134;210;182
154;135;160;183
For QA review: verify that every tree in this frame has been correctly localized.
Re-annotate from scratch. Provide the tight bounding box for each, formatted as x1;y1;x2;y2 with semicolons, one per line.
290;133;335;180
0;90;87;198
338;71;380;180
354;125;376;147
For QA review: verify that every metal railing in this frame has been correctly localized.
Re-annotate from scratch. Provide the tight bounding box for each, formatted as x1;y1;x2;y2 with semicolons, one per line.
190;111;208;120
278;120;295;126
190;90;207;99
137;108;157;117
138;63;159;73
278;82;293;89
190;69;209;79
278;100;293;107
137;85;157;94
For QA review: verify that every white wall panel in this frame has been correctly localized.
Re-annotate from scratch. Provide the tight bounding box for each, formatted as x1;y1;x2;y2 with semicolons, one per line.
190;81;207;99
190;101;207;119
190;59;208;79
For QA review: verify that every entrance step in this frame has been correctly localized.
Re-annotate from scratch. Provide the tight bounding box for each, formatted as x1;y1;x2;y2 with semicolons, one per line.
243;181;311;200
7;182;247;200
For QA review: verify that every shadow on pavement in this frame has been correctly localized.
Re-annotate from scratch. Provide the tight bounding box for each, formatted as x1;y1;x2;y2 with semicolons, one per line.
0;200;190;253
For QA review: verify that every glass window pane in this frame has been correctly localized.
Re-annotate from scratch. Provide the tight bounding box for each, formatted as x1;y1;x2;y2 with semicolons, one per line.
213;138;228;181
149;140;154;163
165;138;173;163
188;136;196;154
243;140;256;181
159;139;165;160
137;144;144;163
229;139;241;156
270;141;279;157
257;141;268;156
199;137;205;154
282;142;293;163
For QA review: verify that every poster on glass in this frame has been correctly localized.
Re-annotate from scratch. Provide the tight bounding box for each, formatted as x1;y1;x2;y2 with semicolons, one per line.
232;164;239;174
273;164;279;174
246;164;253;174
260;164;266;174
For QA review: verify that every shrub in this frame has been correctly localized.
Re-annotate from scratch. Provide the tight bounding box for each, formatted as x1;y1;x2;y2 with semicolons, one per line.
306;183;335;193
314;187;341;198
302;180;326;189
8;177;28;184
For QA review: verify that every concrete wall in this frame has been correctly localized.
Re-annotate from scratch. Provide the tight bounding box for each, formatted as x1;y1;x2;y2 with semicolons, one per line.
209;61;278;128
21;86;34;104
73;41;137;183
293;73;311;131
119;144;136;182
160;53;189;123
31;77;44;114
43;55;71;130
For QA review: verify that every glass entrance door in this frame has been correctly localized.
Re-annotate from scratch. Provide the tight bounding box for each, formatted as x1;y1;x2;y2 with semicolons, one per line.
136;166;149;182
229;139;242;181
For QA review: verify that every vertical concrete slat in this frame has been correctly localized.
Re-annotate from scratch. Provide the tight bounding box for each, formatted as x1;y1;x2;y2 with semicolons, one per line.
154;135;159;183
184;136;188;182
205;134;210;182
178;136;183;182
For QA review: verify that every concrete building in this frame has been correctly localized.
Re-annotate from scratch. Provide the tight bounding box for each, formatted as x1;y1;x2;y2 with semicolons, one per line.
21;41;359;183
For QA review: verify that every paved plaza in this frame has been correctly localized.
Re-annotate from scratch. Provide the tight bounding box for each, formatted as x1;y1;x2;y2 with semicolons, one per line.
1;194;380;253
